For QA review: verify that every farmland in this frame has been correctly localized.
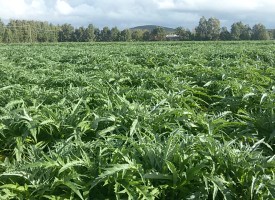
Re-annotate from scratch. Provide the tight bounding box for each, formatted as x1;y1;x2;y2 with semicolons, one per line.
0;41;274;199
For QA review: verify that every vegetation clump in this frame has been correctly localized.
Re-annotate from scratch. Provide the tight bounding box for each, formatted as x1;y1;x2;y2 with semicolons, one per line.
0;42;274;199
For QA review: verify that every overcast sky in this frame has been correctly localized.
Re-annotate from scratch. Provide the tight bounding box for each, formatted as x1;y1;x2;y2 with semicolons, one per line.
0;0;274;29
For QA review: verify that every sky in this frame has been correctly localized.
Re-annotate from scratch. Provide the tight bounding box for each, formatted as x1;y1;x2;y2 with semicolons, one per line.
0;0;274;29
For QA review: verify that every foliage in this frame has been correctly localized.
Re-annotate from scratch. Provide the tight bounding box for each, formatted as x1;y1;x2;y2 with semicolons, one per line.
195;17;220;40
0;41;275;199
252;24;270;40
175;27;192;41
231;22;252;40
0;17;272;43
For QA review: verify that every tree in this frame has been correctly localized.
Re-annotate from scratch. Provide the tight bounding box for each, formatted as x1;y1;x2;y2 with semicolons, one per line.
3;28;12;43
94;28;101;41
101;26;111;41
120;29;131;41
23;23;32;42
219;27;231;40
110;27;120;41
195;16;208;40
73;26;85;42
195;17;221;40
231;22;252;40
7;20;19;43
131;29;144;41
84;24;95;42
59;23;74;42
207;17;220;40
101;27;111;41
142;31;150;41
252;24;269;40
48;24;59;42
240;24;252;40
231;22;242;40
267;29;275;39
37;22;49;42
0;18;4;42
151;27;165;41
175;27;192;41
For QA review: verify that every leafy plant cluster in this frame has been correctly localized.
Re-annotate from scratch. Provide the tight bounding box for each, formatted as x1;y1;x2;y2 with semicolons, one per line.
0;41;274;199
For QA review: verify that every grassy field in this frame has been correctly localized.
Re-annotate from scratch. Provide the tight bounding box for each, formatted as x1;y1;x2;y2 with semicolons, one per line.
0;41;274;199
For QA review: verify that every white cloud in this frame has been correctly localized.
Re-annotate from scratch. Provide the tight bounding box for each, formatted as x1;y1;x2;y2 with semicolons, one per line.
0;0;28;18
55;0;73;15
156;0;262;12
30;0;47;15
0;0;274;28
156;0;175;9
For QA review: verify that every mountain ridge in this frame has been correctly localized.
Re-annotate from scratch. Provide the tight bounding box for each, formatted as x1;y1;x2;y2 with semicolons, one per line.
130;25;175;33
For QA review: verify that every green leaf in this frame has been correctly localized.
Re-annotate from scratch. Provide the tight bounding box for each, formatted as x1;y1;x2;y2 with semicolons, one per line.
58;160;85;174
260;93;268;104
64;181;84;200
166;160;178;186
143;172;172;180
0;184;27;192
129;119;138;138
251;176;257;200
97;125;119;137
91;164;135;189
242;93;255;101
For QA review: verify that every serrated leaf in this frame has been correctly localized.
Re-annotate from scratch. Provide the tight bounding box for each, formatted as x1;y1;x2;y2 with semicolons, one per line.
97;125;119;137
91;164;134;189
0;184;27;192
129;119;138;137
55;179;84;200
58;160;85;174
166;160;178;186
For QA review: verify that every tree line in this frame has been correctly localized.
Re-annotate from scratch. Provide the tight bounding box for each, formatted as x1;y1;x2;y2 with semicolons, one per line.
0;17;274;43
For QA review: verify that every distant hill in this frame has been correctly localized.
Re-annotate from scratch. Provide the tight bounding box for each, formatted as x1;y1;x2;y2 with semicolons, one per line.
130;25;175;33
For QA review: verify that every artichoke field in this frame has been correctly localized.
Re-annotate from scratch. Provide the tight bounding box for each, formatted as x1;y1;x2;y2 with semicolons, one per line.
0;42;274;199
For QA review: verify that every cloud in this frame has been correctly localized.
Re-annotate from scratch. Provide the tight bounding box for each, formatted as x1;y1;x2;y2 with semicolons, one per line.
156;0;259;11
55;0;73;15
0;0;274;28
0;0;28;18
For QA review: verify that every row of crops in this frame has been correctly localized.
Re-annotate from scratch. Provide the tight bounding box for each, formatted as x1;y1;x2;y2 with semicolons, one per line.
0;41;274;199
